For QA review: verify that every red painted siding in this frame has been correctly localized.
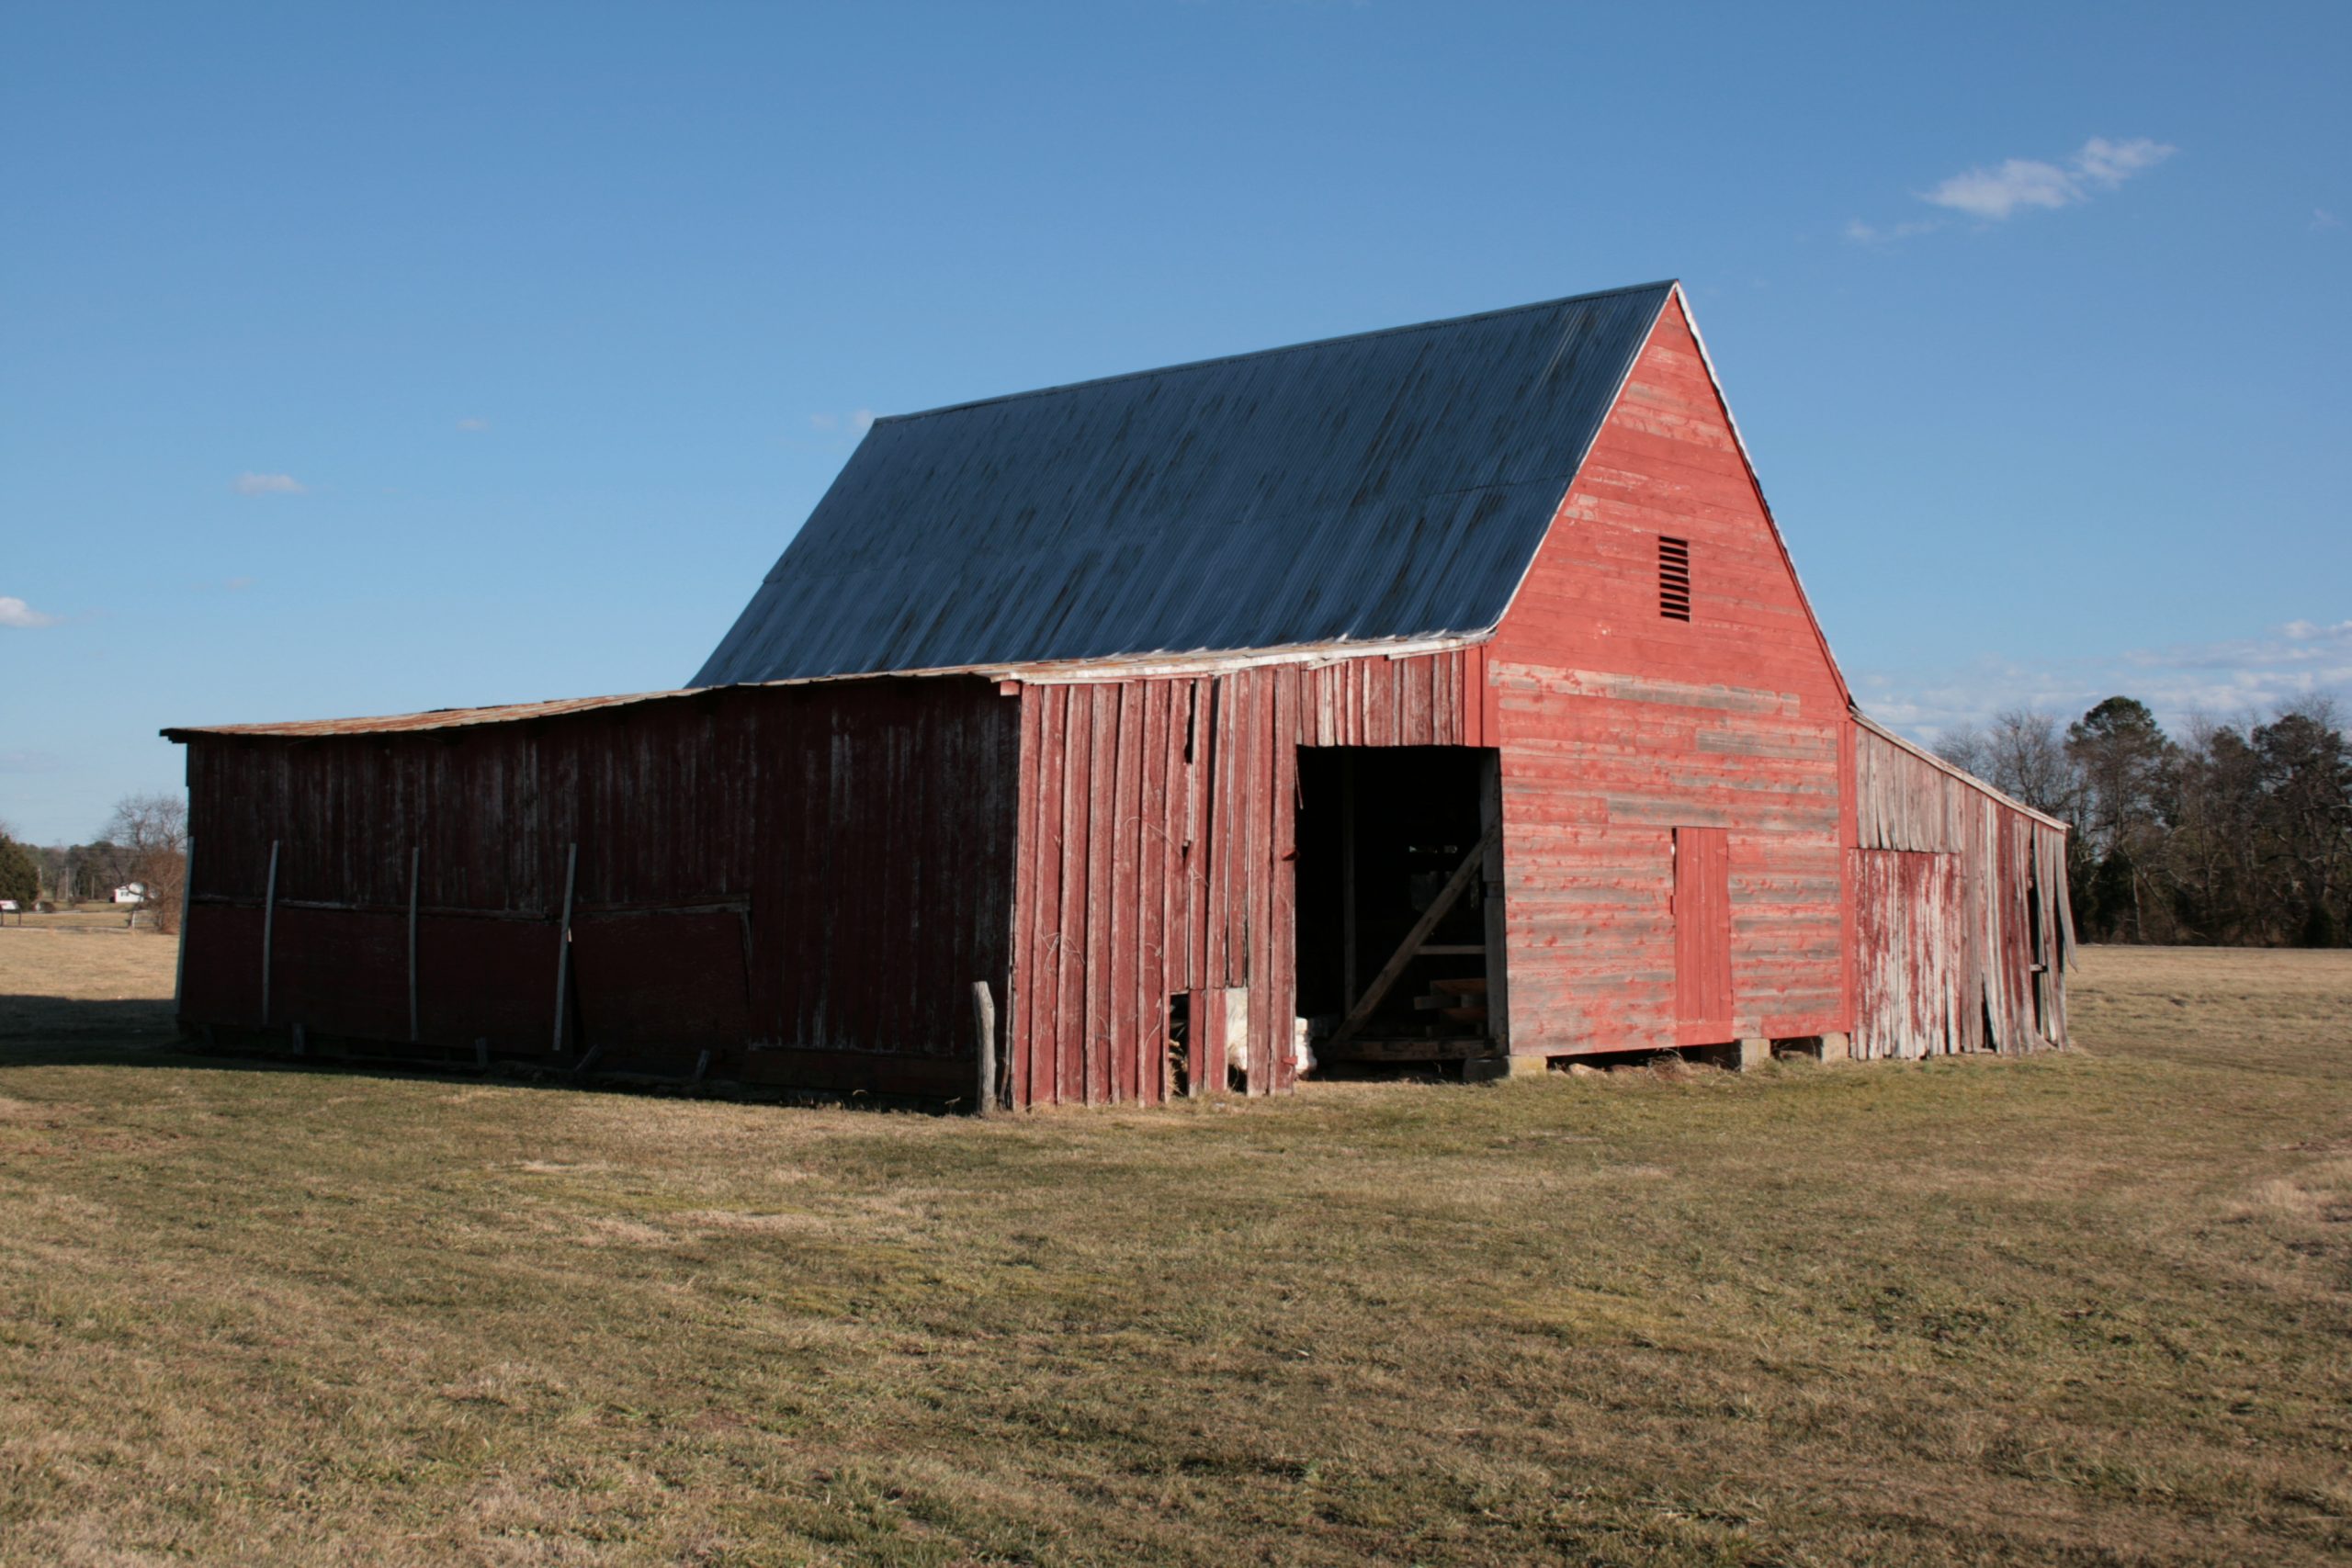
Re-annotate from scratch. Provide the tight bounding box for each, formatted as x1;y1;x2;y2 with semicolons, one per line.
178;679;1020;1099
1672;826;1733;1040
1005;649;1472;1107
1483;294;1850;1055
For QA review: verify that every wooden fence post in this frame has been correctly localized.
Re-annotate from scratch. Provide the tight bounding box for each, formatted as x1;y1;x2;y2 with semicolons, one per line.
972;980;998;1116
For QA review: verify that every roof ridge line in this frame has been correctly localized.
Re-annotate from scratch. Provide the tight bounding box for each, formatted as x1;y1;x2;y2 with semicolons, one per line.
873;279;1680;426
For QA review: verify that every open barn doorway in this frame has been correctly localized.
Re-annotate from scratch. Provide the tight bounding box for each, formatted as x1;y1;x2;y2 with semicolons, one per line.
1295;747;1504;1077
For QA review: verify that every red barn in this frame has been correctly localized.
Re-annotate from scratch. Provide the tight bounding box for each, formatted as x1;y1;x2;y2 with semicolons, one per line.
166;281;2072;1108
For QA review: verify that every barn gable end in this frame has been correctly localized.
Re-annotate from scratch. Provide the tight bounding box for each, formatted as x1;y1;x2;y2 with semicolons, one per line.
1485;290;1853;1058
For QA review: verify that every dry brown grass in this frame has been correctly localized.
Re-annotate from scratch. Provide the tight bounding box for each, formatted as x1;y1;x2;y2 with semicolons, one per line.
0;925;179;1043
2;936;2348;1565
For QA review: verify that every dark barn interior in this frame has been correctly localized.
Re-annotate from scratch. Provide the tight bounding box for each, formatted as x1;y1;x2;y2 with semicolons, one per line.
1295;747;1499;1070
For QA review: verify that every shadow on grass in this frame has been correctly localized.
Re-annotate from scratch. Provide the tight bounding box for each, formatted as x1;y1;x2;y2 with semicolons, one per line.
0;996;479;1087
0;997;956;1114
0;996;180;1049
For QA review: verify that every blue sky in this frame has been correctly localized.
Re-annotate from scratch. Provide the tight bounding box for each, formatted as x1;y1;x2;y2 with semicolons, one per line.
4;2;2346;844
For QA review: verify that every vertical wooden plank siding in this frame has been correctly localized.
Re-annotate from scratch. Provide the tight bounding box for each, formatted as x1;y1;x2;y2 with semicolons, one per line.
1109;684;1142;1103
1084;683;1117;1103
1010;681;1046;1106
1003;649;1470;1106
1849;721;2072;1060
1482;294;1850;1057
176;679;1023;1099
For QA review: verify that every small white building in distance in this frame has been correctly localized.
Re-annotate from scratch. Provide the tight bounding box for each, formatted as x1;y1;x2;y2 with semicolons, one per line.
112;884;147;905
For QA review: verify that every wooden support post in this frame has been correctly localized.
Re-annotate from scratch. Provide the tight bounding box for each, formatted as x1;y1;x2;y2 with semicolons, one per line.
688;1047;710;1089
1328;823;1498;1048
406;846;422;1043
474;1037;490;1070
172;834;193;1022
259;840;280;1028
1340;753;1358;1011
1479;751;1510;1053
1736;1037;1770;1072
971;980;998;1116
291;1021;307;1057
550;842;577;1055
571;1042;605;1082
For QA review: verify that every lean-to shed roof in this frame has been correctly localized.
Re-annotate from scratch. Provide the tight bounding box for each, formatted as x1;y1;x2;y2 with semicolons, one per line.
160;636;1478;740
694;281;1676;683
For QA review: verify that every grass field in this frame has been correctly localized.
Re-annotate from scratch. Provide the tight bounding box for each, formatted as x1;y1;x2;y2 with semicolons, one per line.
2;931;2347;1566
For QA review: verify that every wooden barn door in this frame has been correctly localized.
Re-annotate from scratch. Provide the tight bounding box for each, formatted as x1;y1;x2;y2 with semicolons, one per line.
1673;827;1733;1043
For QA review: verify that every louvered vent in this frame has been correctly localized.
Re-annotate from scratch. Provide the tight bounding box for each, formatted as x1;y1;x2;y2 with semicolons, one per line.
1658;536;1690;620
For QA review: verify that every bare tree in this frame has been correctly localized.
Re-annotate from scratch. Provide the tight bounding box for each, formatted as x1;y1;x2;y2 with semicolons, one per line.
1982;708;2075;819
1933;724;1991;781
1936;710;2074;817
102;792;190;935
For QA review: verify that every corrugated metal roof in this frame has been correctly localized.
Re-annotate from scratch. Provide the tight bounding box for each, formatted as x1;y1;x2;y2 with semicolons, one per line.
693;281;1675;684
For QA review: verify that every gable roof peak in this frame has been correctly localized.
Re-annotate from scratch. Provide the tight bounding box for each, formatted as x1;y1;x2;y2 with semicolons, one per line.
695;280;1678;684
879;279;1683;428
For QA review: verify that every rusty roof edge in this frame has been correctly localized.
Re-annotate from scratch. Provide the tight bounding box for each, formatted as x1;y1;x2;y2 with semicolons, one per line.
1850;708;2073;833
158;687;709;740
161;635;1491;739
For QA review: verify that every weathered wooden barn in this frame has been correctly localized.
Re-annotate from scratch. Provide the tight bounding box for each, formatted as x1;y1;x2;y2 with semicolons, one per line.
167;280;2072;1108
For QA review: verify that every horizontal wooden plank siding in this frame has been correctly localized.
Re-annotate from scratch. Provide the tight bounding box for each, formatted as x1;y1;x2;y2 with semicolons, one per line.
1005;650;1469;1107
1482;293;1849;1056
1850;721;2073;1059
179;679;1022;1096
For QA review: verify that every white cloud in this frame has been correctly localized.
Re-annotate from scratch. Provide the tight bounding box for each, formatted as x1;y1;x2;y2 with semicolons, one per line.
811;410;877;436
851;408;876;433
809;412;838;432
233;472;306;495
0;750;61;774
0;595;60;628
457;417;491;432
2072;135;2174;186
2314;209;2345;232
1922;157;2080;220
1845;217;1944;244
1920;136;2176;221
1858;618;2352;745
1850;136;2177;241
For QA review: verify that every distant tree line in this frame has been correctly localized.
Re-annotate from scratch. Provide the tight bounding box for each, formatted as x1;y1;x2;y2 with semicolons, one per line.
1938;696;2352;947
1;794;191;933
